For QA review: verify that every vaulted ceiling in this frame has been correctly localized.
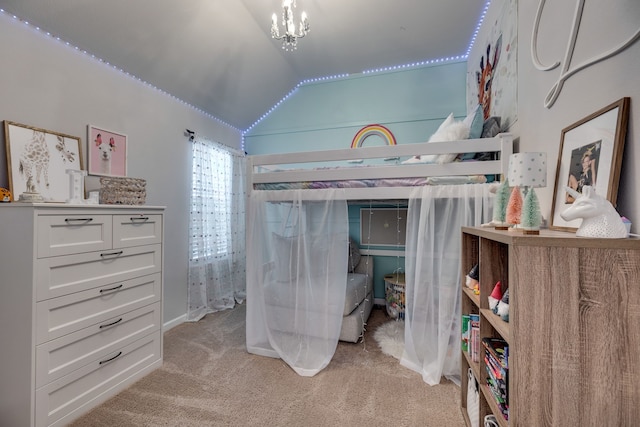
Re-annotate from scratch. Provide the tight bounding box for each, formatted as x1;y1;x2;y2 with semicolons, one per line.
0;0;488;131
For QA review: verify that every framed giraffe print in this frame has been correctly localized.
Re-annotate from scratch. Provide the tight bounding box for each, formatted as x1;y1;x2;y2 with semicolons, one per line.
4;121;83;202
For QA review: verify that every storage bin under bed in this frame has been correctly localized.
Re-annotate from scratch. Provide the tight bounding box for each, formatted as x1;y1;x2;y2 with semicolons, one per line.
384;273;405;320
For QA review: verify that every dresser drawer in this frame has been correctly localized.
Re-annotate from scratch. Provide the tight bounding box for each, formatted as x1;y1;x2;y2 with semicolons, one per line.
113;214;163;248
36;302;160;387
36;331;162;427
36;244;162;300
36;272;161;343
37;214;113;258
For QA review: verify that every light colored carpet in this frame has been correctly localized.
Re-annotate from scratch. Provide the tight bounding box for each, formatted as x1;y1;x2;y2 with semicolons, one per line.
373;320;405;360
69;305;464;427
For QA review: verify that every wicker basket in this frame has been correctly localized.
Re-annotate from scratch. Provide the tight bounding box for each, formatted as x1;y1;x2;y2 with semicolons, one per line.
384;273;406;320
99;177;146;205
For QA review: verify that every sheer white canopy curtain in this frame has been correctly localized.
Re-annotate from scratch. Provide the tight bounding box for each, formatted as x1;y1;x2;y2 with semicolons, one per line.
187;135;246;322
401;184;493;386
246;190;348;376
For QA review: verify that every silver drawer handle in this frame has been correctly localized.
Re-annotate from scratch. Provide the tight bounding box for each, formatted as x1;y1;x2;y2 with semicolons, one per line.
99;284;123;293
99;351;122;365
99;318;123;329
65;218;93;223
130;216;149;222
100;251;123;257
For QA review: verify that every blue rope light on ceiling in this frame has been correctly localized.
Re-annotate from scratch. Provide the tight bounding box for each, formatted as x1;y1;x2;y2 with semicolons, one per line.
467;0;492;56
1;0;493;150
0;8;241;134
243;0;492;136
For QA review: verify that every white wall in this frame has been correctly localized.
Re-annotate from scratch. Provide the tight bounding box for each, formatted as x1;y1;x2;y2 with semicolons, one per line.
518;0;640;230
476;0;639;230
0;13;242;325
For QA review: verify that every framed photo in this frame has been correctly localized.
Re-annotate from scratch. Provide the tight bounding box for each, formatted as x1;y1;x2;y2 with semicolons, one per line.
88;125;127;177
4;121;83;202
550;97;630;231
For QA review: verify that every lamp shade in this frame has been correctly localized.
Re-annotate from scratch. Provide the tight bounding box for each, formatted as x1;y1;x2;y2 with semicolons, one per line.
508;152;547;188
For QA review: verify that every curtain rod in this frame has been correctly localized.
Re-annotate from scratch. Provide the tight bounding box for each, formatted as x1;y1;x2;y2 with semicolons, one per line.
185;128;245;156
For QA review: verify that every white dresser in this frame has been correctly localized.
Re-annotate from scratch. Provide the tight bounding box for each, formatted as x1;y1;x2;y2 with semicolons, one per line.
0;204;164;427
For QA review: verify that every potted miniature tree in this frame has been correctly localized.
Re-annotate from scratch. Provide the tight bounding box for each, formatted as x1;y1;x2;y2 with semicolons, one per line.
506;186;523;230
492;179;511;230
521;186;542;234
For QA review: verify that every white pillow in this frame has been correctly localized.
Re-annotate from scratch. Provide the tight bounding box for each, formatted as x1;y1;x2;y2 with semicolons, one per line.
463;104;484;139
403;113;471;164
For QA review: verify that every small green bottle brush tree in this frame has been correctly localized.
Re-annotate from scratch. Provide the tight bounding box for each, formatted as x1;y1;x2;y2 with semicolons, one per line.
521;187;542;234
492;179;511;230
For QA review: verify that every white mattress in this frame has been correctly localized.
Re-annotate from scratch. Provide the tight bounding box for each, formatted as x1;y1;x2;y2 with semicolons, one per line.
263;273;372;343
339;290;373;343
343;273;369;316
264;273;370;317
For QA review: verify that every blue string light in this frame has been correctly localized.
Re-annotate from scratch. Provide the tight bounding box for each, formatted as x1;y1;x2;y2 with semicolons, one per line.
467;1;492;57
0;8;241;135
2;2;494;151
244;1;492;136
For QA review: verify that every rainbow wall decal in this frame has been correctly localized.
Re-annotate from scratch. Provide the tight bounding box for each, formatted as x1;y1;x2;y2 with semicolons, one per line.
351;124;397;148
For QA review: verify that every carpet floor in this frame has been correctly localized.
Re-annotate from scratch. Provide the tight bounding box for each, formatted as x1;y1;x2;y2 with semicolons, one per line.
69;304;465;427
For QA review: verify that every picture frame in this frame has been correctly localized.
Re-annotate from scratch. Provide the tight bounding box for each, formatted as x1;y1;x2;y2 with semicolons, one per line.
4;121;83;202
550;97;630;231
88;125;127;177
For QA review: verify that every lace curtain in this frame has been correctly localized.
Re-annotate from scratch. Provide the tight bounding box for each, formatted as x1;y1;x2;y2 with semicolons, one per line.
401;184;493;385
187;136;246;321
246;190;348;376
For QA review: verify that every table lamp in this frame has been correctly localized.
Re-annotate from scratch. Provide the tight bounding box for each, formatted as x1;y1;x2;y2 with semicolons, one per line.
507;152;547;234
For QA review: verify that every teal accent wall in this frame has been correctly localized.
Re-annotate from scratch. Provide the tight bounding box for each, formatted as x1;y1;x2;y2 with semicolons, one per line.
245;61;468;154
248;61;468;301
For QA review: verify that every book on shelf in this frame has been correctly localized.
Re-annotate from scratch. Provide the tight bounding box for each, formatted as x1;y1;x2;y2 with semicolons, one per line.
482;337;508;369
483;336;509;417
485;365;509;421
486;372;507;401
485;374;510;420
484;375;509;421
486;382;507;407
485;354;507;382
494;401;509;421
461;314;470;353
470;314;480;363
485;364;507;393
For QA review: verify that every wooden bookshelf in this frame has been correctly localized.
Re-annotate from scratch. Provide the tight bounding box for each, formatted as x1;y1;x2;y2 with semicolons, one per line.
460;227;640;426
480;309;509;343
462;286;480;307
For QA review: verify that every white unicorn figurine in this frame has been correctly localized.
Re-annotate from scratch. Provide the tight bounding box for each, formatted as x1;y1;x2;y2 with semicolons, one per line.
561;185;627;238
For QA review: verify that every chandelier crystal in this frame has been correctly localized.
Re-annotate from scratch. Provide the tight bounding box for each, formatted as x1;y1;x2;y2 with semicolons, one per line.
271;0;309;51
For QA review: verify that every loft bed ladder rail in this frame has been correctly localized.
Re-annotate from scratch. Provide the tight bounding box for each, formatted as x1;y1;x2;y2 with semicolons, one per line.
246;133;513;200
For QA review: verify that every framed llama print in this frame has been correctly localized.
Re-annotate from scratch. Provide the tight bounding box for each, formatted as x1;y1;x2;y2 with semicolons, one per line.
88;125;127;177
4;121;83;202
550;97;630;232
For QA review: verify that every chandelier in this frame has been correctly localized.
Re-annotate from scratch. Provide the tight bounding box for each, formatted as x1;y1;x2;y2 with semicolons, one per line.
271;0;309;51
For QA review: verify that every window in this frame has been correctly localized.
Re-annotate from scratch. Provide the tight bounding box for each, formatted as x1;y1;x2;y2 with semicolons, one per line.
190;138;235;260
187;136;246;319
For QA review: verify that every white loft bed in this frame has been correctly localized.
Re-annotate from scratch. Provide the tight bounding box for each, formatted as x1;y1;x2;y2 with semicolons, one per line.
246;133;513;200
245;133;513;379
